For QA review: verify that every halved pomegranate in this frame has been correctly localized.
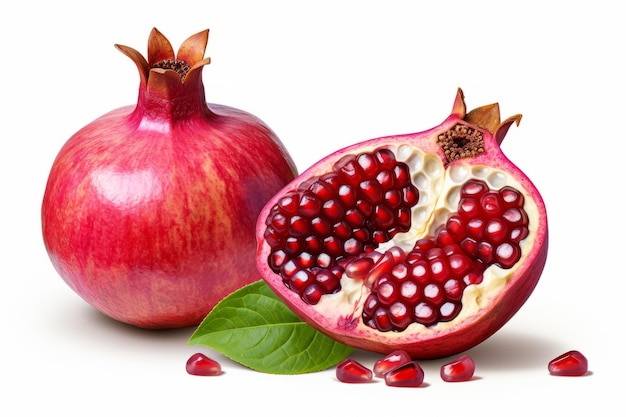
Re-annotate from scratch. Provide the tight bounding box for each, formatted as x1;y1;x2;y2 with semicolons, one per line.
256;89;548;359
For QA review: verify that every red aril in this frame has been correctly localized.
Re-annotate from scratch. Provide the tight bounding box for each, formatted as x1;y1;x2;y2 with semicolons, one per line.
336;359;373;383
373;350;412;377
384;361;425;387
548;350;588;376
440;354;475;382
42;28;297;329
186;353;222;376
256;89;548;359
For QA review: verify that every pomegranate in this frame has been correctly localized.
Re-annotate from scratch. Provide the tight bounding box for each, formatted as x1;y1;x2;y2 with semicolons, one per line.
256;89;548;358
42;28;297;329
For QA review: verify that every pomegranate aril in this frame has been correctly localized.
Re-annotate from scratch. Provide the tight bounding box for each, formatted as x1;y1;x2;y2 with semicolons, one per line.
402;186;419;206
309;217;330;236
186;353;222;376
322;199;345;220
495;242;520;268
278;193;300;214
338;184;357;206
372;204;395;229
440;354;475;382
336;359;373;383
443;278;463;300
480;192;503;216
374;147;397;170
377;280;399;306
373;350;412;377
400;280;420;304
298;192;321;217
384;361;425;387
458;197;481;218
485;218;508;243
284;237;302;255
335;155;363;186
461;179;488;197
373;308;394;332
500;186;524;207
289;269;314;293
384;189;402;208
377;170;395;190
414;302;437;327
269;250;288;270
548;350;588;376
315;269;340;293
357;152;379;178
289;216;310;236
345;256;375;279
308;179;335;200
439;301;461;321
303;283;323;304
393;164;411;187
389;302;412;330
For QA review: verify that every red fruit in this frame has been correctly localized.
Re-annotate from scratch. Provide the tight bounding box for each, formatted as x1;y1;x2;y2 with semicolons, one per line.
548;350;588;376
186;353;222;376
41;28;297;328
440;354;475;382
373;350;412;377
336;359;373;383
256;89;548;358
384;361;425;387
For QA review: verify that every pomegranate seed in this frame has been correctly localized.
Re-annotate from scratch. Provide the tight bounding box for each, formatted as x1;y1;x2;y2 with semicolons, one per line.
440;354;475;382
357;152;379;177
374;147;397;170
278;193;300;214
335;155;363;186
384;361;425;387
461;179;488;197
298;192;321;217
388;302;412;330
336;359;373;383
400;280;420;303
345;256;375;279
186;353;222;376
308;180;334;200
548;350;588;376
373;350;413;377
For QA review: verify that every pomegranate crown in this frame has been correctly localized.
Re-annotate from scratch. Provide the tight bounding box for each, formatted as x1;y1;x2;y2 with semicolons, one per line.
452;88;522;145
115;28;211;91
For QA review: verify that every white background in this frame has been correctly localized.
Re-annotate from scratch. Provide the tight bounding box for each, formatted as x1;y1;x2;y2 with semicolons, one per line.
2;1;622;415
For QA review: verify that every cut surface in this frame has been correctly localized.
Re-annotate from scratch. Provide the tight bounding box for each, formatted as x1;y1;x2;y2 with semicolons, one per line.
256;90;548;358
262;142;539;333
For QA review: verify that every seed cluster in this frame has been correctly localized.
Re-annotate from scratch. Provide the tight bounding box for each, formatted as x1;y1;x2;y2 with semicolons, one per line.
361;179;529;332
153;59;192;81
437;124;484;163
263;148;420;304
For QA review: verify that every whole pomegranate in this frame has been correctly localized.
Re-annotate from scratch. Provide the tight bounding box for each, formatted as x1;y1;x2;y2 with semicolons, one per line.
256;89;548;358
42;28;297;329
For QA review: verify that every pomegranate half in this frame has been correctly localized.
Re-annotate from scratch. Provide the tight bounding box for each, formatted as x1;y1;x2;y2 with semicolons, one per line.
42;28;297;329
256;89;548;358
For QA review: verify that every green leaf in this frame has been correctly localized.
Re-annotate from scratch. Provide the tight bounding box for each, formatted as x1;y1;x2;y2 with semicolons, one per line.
188;280;353;374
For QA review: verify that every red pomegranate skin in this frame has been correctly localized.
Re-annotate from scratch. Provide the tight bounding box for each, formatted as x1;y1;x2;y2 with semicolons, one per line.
256;89;548;358
42;29;297;329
